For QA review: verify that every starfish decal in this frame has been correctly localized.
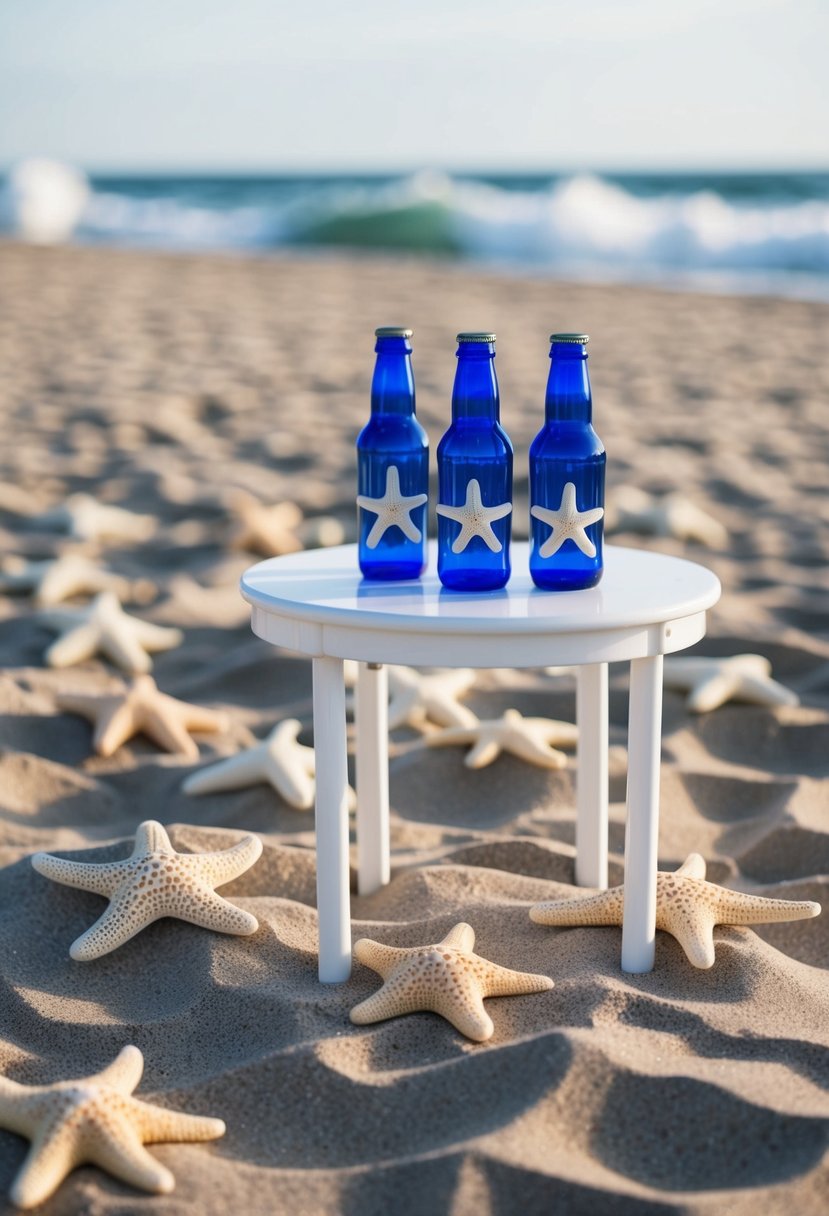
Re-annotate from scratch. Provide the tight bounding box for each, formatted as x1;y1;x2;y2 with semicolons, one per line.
0;1045;224;1208
0;553;155;608
387;665;478;730
39;591;183;673
530;853;820;968
350;922;553;1041
530;482;604;559
436;478;512;553
425;708;578;769
663;653;798;712
35;494;157;543
356;465;427;549
32;820;262;960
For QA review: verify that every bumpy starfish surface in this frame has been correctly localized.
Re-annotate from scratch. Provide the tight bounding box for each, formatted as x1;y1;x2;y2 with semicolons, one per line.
530;482;604;558
387;665;478;730
663;653;799;712
32;820;261;960
0;1045;224;1208
0;553;155;607
39;591;183;673
35;494;157;543
57;675;229;759
426;708;578;769
530;853;820;968
356;465;428;549
227;490;304;556
350;922;554;1041
436;478;512;553
608;486;727;548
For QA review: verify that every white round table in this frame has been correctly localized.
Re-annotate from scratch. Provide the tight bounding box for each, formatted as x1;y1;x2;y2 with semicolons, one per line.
241;542;721;982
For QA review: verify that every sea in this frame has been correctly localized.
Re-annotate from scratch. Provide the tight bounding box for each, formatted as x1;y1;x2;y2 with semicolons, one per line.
3;164;829;300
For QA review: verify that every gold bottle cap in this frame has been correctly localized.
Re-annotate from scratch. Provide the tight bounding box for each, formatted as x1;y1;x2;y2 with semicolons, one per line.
375;326;413;338
549;333;589;344
457;332;496;343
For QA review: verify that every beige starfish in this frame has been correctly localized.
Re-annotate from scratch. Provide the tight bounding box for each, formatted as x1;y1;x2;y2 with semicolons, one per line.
0;1045;224;1208
530;853;820;968
39;591;183;673
227;489;304;556
57;675;229;759
32;820;262;960
387;665;478;730
35;494;157;543
663;653;799;712
351;922;554;1042
425;708;578;769
608;486;727;548
0;552;155;607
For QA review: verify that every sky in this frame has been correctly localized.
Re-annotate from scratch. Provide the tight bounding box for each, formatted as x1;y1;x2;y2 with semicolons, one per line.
0;0;827;173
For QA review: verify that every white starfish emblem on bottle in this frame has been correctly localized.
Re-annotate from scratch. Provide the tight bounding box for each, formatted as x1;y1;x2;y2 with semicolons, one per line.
356;465;427;549
436;478;512;554
530;482;604;558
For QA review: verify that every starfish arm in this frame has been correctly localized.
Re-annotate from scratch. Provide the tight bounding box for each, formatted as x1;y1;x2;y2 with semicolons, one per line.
170;883;259;936
686;672;740;712
0;1076;37;1137
435;503;466;524
402;492;429;511
88;1117;175;1195
479;959;555;999
361;512;389;549
396;510;423;544
451;523;476;554
9;1123;79;1209
182;746;269;795
187;833;263;887
350;983;411;1026
714;891;821;925
139;706;201;760
264;751;315;810
69;896;157;961
31;852;124;898
130;1098;226;1144
425;726;478;750
353;938;409;977
572;528;597;558
46;623;99;668
439;924;476;951
437;985;494;1042
478;522;504;553
530;887;625;926
133;821;173;854
355;494;378;512
488;502;513;522
89;1046;144;1095
180;703;230;734
423;697;478;729
538;533;565;559
661;907;717;969
386;687;419;730
676;853;707;880
504;731;569;769
128;619;183;653
93;700;142;757
736;673;799;708
101;628;155;675
464;736;502;768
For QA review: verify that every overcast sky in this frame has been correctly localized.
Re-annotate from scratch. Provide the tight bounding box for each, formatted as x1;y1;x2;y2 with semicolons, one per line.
0;0;826;172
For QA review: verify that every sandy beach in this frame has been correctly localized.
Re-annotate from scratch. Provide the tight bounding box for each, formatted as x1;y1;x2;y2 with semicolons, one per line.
0;240;828;1215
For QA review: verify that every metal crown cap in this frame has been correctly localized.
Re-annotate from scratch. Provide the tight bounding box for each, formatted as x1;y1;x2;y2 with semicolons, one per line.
375;326;413;338
457;332;496;343
550;333;589;344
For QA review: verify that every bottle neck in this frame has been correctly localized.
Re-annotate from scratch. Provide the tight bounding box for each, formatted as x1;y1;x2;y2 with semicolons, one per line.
371;336;415;417
452;343;499;421
545;343;592;423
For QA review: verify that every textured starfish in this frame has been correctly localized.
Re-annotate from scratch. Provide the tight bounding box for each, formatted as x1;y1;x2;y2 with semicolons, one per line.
32;820;262;960
39;591;183;673
350;922;554;1041
426;708;578;769
357;465;428;549
57;674;229;759
530;482;604;558
436;478;512;554
530;853;820;968
387;665;478;730
35;494;157;543
227;489;304;557
663;653;799;712
0;553;155;607
608;486;727;549
0;1045;224;1208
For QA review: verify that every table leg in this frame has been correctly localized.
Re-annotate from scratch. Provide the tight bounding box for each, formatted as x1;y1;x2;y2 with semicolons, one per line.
312;656;351;983
621;654;664;973
575;663;609;889
356;661;390;895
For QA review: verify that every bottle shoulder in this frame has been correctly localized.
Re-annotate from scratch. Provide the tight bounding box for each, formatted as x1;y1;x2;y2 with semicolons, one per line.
530;422;605;459
357;415;428;450
438;419;513;459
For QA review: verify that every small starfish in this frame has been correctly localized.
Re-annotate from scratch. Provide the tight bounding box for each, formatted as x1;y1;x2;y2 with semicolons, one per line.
608;486;727;549
530;482;604;559
357;465;428;549
226;490;304;557
0;552;155;607
39;591;183;673
436;478;512;553
426;708;578;769
57;674;229;759
530;853;820;968
350;922;554;1042
663;653;799;712
32;820;261;960
0;1045;224;1208
35;494;157;543
387;665;478;730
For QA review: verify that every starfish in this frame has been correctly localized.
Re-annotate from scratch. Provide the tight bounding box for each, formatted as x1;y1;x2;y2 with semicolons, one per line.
357;465;428;549
436;478;512;554
34;494;157;543
39;591;183;673
663;653;799;712
350;922;554;1042
56;674;229;759
530;853;820;968
32;820;262;960
226;489;304;557
530;482;604;559
0;1045;224;1208
425;708;578;769
608;486;727;549
387;665;478;730
0;552;155;607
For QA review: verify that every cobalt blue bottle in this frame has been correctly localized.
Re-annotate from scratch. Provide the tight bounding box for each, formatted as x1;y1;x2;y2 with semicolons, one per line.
529;333;605;590
437;333;513;590
357;327;428;580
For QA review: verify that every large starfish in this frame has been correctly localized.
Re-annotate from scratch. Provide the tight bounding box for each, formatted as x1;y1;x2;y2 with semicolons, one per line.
425;707;578;769
35;494;157;543
57;675;229;759
0;1045;224;1208
663;653;798;712
357;465;428;549
350;922;554;1042
530;853;820;968
39;591;183;673
0;553;155;607
226;489;304;557
387;665;478;730
436;478;512;553
530;482;604;558
32;820;262;960
608;486;727;549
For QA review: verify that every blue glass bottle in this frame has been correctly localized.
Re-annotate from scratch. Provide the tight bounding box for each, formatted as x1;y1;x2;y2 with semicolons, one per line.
357;327;428;580
529;333;605;591
437;333;513;590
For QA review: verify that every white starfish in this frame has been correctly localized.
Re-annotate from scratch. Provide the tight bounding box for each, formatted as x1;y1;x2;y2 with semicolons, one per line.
663;654;799;712
425;708;578;769
387;666;478;730
39;591;183;674
0;553;155;607
35;494;156;543
608;486;727;549
226;489;304;557
436;478;512;553
530;482;604;559
356;465;427;549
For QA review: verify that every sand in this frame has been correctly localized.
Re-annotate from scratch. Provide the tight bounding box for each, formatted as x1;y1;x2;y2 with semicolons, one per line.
0;241;828;1215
